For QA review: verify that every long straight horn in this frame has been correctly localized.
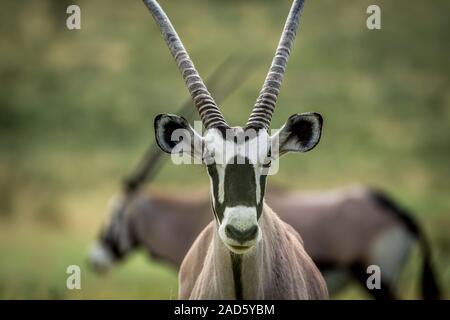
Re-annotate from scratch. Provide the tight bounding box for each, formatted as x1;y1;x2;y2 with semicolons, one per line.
143;0;228;129
246;0;305;130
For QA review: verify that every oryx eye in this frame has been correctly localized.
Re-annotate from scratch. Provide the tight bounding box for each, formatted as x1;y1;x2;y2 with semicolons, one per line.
203;150;216;166
259;157;272;175
204;156;215;166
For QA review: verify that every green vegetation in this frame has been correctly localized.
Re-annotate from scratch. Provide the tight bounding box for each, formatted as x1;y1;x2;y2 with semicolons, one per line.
0;0;449;299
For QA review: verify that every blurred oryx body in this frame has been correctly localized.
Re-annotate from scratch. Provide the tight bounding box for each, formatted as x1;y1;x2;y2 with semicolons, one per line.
90;185;439;299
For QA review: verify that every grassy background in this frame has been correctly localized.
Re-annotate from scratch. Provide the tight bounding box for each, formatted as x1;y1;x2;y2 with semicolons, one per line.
0;0;449;299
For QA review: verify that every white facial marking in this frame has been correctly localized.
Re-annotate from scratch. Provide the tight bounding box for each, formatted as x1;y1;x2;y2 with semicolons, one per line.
204;128;271;208
88;242;114;273
217;164;225;204
207;164;225;206
255;166;261;204
204;128;270;165
218;206;261;254
207;175;216;208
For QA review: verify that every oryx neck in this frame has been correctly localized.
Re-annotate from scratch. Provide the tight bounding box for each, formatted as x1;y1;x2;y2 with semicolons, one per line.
211;213;268;299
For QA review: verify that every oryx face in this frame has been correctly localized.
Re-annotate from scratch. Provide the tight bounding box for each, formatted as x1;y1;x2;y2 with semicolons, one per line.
88;196;136;273
145;0;318;254
155;113;322;254
204;127;270;253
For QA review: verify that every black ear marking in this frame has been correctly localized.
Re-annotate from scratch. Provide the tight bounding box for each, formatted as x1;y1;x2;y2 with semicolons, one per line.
275;112;323;155
287;112;323;150
288;117;313;144
154;114;191;154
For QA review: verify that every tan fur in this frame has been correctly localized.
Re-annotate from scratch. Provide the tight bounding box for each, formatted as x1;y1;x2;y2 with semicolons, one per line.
128;188;211;266
267;186;399;265
178;221;214;299
179;203;328;299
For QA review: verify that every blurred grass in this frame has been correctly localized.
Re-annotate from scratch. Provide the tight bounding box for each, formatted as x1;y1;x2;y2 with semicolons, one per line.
0;0;449;299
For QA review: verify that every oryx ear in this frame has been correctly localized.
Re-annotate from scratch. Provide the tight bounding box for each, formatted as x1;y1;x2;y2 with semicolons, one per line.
271;113;323;157
154;114;204;160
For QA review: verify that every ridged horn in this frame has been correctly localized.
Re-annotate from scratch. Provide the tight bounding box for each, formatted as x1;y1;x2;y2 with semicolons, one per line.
143;0;228;129
246;0;305;129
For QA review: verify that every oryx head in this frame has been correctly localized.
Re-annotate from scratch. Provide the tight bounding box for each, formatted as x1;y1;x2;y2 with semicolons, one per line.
88;195;136;273
144;0;322;254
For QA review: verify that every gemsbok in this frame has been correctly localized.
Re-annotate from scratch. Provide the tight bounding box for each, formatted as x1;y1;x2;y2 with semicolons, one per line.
141;0;327;299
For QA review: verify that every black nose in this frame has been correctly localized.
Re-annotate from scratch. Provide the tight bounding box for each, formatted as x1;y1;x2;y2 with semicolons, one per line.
225;225;258;243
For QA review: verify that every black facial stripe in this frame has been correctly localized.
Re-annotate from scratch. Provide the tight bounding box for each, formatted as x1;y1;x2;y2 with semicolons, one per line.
100;232;123;260
257;174;268;219
231;252;243;300
207;155;270;221
224;157;256;207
